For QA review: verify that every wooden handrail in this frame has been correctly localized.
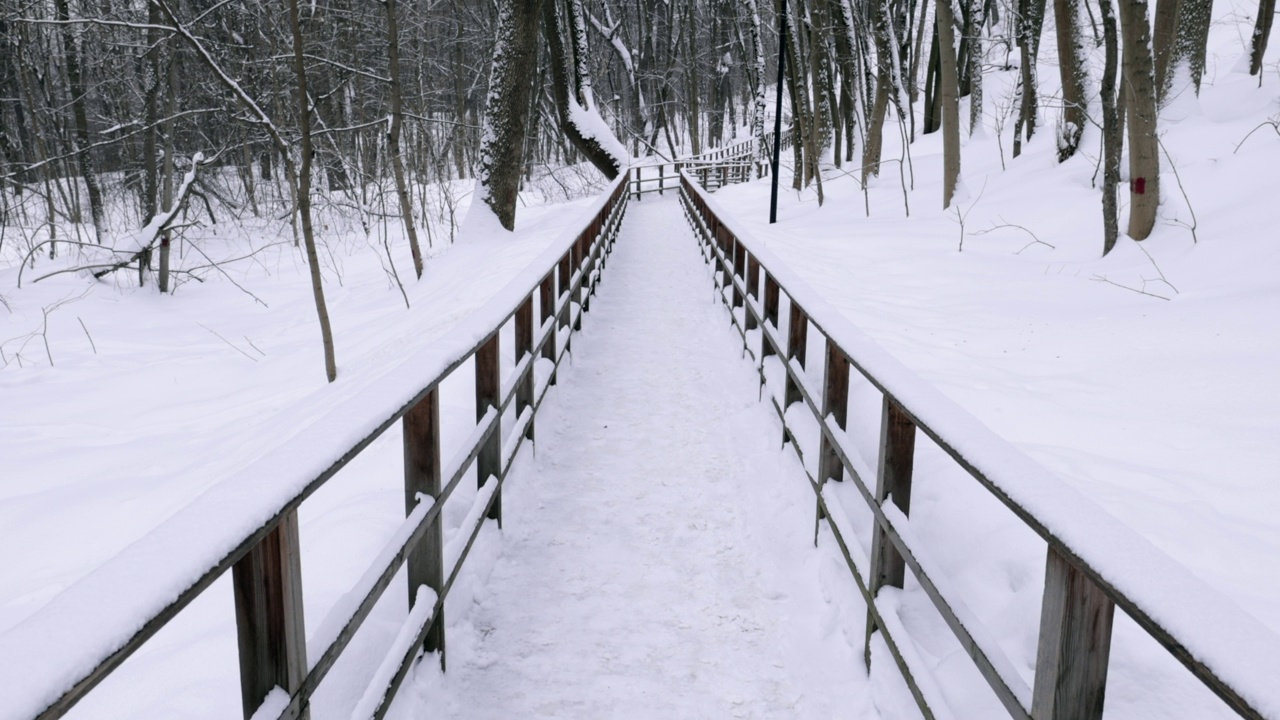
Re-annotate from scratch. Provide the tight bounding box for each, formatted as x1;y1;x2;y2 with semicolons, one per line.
678;172;1280;720
0;172;631;720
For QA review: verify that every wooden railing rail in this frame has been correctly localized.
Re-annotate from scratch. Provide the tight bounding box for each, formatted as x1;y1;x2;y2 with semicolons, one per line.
678;172;1280;720
0;172;630;720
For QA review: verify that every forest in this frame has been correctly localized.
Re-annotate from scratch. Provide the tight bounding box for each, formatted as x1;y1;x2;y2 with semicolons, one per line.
0;0;1276;378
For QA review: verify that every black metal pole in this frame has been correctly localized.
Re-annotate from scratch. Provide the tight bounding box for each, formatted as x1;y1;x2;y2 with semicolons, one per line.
769;0;787;224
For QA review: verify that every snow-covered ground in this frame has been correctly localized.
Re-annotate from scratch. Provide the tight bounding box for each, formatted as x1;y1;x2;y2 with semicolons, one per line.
390;199;884;719
0;182;616;718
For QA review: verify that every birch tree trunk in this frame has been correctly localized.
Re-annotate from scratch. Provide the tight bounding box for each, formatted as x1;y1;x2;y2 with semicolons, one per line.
968;0;985;135
747;0;769;176
1117;0;1160;240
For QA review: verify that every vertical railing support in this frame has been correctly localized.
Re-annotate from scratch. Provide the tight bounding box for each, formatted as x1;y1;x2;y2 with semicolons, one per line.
763;275;780;360
731;238;745;309
476;334;502;524
745;255;761;332
1031;548;1116;720
865;396;916;666
540;273;556;384
558;251;571;356
815;341;850;532
784;301;808;410
659;164;665;195
233;512;308;720
404;387;445;663
515;295;534;441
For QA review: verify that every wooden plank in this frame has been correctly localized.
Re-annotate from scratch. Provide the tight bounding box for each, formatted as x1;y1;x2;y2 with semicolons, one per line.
1031;547;1116;720
763;275;780;361
558;251;571;356
865;396;917;666
731;237;745;308
539;273;555;384
232;511;308;720
515;295;534;441
403;388;445;661
475;334;502;524
746;255;761;332
818;341;849;484
784;301;808;410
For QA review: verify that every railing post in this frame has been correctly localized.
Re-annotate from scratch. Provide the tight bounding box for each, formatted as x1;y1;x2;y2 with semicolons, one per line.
515;295;534;440
746;255;760;332
558;250;572;356
233;512;308;720
763;275;780;359
783;301;808;411
404;387;445;663
635;166;641;201
731;238;745;309
476;334;502;524
659;163;664;195
577;233;589;313
1031;548;1116;720
818;341;849;484
816;341;850;531
865;396;916;666
540;273;556;384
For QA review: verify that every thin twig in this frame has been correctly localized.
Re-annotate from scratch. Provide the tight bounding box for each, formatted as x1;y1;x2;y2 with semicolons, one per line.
77;317;97;354
196;322;259;361
1091;275;1172;300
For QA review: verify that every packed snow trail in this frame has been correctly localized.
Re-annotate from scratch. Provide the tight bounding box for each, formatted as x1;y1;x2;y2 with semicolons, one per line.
398;199;885;719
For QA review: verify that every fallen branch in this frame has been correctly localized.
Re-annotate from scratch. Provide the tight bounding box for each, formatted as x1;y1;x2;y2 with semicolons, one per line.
92;152;207;283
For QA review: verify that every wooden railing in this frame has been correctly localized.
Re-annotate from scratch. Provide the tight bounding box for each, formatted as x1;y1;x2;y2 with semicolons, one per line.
1;172;630;720
678;172;1280;720
630;133;773;199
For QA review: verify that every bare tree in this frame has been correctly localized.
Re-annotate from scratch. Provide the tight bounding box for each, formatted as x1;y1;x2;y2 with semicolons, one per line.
1054;0;1089;159
938;0;962;207
287;0;339;381
1117;0;1160;240
1249;0;1275;76
474;0;545;230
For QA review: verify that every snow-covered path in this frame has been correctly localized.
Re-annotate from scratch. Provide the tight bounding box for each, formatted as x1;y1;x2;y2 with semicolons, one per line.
401;199;881;719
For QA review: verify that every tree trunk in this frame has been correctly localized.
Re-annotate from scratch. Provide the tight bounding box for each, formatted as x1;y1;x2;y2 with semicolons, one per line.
1249;0;1275;76
288;0;339;382
1117;0;1159;240
476;0;544;229
1173;0;1213;92
385;0;424;278
1013;0;1045;157
937;0;961;208
968;0;985;135
1054;0;1088;159
1100;0;1121;254
55;0;107;244
747;0;769;175
543;0;623;178
1151;0;1181;100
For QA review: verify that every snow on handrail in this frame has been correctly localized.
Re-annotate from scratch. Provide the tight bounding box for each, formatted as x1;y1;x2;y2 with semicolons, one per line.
0;172;631;720
679;171;1280;720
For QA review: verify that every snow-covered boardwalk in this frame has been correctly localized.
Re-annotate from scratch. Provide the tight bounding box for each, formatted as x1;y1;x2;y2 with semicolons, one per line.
413;199;877;718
